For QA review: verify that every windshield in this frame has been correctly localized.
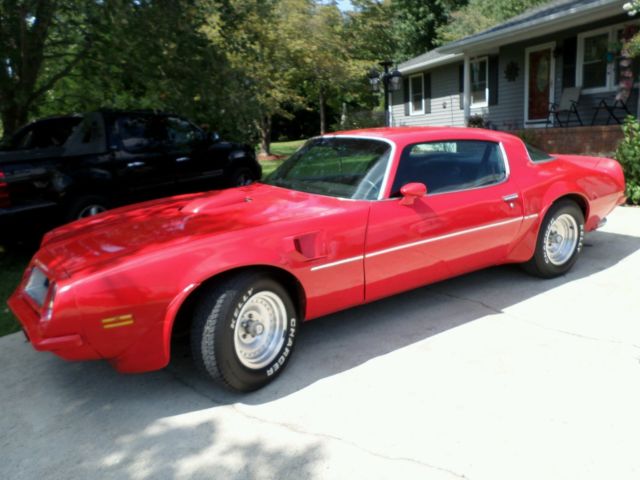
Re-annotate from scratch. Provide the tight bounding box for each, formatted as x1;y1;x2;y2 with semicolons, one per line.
265;137;392;200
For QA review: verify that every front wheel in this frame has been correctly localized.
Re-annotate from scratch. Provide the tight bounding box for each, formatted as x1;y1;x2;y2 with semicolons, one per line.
523;200;584;278
228;166;256;187
190;272;298;392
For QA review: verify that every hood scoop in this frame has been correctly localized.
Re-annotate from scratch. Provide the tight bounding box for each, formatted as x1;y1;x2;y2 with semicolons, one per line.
180;190;252;215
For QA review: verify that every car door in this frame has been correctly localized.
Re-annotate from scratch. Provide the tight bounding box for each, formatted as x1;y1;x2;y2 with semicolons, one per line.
165;116;224;192
364;139;524;302
111;114;177;198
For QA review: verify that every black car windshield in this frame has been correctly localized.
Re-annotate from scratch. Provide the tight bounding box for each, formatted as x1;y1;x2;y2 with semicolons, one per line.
265;137;392;200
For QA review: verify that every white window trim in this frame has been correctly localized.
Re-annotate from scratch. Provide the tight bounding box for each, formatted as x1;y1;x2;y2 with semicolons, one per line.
409;73;425;115
576;21;640;94
470;56;489;108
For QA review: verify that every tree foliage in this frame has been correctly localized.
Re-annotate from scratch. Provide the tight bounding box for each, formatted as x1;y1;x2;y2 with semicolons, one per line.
1;0;574;148
437;0;549;44
616;116;640;205
391;0;464;60
0;0;103;133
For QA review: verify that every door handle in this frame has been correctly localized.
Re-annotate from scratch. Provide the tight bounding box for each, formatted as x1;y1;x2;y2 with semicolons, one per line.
502;193;519;202
176;157;191;163
127;161;145;168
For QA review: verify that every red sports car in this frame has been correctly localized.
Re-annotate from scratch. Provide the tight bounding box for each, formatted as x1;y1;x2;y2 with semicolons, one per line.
8;127;625;391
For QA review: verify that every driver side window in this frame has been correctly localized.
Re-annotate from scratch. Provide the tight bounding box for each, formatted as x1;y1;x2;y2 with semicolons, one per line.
391;140;507;196
166;116;201;151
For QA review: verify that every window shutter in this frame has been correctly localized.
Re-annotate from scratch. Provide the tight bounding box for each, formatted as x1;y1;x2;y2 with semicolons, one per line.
562;36;577;88
459;64;464;110
403;77;410;116
489;56;499;105
424;73;431;114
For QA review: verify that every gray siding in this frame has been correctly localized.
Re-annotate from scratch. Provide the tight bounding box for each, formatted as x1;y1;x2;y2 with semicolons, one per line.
488;45;525;129
394;12;639;130
391;63;486;127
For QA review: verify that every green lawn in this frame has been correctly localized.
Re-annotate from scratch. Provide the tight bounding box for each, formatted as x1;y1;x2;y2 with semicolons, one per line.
271;139;305;157
259;139;306;177
0;246;30;336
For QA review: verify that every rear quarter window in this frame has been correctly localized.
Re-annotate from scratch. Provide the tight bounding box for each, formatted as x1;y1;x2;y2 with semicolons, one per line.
526;143;554;162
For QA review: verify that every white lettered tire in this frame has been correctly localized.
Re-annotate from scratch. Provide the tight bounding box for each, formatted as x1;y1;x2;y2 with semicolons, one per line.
191;272;298;392
523;200;585;278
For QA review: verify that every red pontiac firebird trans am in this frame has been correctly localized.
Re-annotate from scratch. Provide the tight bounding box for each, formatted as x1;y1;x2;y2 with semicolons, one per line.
9;127;625;391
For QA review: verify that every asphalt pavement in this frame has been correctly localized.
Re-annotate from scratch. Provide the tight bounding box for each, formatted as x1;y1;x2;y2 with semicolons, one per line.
1;206;640;480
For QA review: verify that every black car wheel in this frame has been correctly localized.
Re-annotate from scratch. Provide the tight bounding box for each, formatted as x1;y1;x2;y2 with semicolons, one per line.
229;167;255;187
523;200;584;278
191;272;298;392
64;195;110;222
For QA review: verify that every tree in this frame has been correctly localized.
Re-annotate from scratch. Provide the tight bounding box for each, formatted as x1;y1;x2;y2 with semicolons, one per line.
0;0;103;134
391;0;464;60
437;0;548;44
202;0;309;155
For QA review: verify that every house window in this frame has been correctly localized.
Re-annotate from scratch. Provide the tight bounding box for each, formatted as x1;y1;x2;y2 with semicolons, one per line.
409;74;424;115
577;23;640;93
470;57;488;106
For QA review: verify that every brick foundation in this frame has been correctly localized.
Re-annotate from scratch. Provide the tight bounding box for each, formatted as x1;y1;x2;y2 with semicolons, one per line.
514;125;624;156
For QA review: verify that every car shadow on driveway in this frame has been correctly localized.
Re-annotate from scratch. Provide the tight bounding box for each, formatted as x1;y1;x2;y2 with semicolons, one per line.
5;229;639;411
163;228;640;405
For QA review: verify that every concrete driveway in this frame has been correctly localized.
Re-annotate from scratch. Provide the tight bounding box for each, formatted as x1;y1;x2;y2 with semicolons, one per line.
2;206;640;480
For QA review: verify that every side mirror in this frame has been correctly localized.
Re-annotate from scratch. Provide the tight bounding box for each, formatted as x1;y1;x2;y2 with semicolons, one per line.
399;182;427;206
210;131;221;143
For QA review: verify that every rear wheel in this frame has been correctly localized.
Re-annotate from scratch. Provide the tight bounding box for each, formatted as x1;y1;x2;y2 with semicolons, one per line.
63;195;109;222
523;200;584;278
190;272;298;392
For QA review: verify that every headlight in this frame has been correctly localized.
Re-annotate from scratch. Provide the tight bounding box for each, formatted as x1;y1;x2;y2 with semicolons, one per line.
24;266;56;321
24;267;49;307
43;283;57;322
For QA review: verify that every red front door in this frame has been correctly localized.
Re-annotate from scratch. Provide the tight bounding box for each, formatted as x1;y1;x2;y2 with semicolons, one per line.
527;46;554;122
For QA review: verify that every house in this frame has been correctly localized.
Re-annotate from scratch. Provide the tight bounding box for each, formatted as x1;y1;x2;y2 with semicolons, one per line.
392;0;638;133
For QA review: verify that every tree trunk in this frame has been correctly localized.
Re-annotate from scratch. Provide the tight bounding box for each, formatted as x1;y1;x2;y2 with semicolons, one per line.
319;90;326;135
1;103;29;137
256;115;272;157
340;102;347;130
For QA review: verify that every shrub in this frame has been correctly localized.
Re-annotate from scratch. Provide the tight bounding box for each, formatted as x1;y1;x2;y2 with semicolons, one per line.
615;116;640;204
467;114;485;128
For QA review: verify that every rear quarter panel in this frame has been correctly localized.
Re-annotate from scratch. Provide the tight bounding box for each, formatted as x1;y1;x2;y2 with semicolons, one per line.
501;137;624;262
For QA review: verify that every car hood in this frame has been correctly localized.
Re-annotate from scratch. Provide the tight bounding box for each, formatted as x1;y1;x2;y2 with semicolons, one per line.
39;183;352;277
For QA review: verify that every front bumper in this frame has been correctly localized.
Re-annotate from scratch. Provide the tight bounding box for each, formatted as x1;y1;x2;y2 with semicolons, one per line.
7;291;97;360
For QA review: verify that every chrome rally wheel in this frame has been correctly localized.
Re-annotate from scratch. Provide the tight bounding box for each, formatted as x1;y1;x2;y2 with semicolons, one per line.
523;200;584;278
191;272;298;392
543;213;579;266
233;291;288;370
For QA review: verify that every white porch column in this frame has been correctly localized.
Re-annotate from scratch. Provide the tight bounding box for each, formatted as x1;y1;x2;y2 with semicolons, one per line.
463;55;471;125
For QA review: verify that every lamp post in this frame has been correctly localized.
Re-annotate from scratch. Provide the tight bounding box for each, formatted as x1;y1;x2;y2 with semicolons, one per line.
368;60;402;127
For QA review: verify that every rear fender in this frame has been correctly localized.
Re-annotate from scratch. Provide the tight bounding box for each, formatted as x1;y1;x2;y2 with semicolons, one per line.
507;182;589;262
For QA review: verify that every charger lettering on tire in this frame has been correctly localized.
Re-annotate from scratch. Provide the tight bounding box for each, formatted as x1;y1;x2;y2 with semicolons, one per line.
191;274;298;392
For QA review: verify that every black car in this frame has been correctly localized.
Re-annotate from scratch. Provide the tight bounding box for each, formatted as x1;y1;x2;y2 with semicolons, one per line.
0;110;261;233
